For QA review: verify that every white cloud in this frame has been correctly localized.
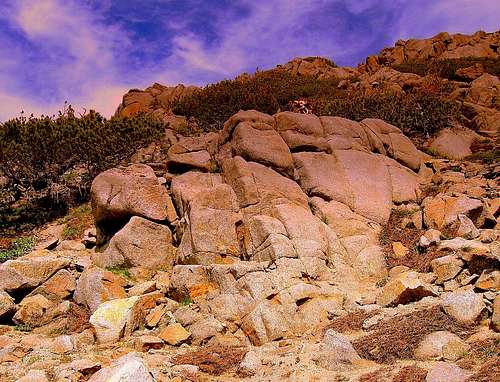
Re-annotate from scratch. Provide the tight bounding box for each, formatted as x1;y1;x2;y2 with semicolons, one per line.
0;0;129;120
0;91;59;120
0;0;499;121
153;0;349;83
394;0;500;40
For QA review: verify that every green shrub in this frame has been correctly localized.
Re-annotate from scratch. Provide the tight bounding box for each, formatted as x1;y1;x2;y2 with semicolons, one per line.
311;88;461;137
0;106;165;188
172;71;340;131
59;204;93;240
173;69;459;138
0;236;35;262
466;148;500;164
392;57;500;80
14;324;33;332
0;106;165;235
106;266;134;280
181;296;194;306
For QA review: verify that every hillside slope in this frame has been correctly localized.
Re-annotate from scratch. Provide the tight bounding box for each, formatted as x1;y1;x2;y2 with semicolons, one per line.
115;30;500;149
0;30;499;382
1;107;499;381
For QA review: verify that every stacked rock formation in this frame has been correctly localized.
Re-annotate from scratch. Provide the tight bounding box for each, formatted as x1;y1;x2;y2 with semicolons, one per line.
0;109;498;381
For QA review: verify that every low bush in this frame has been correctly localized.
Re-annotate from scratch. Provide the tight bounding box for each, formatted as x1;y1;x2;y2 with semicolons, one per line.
0;105;165;189
392;57;500;80
172;71;341;131
106;266;134;281
323;309;380;334
172;346;246;376
353;306;475;363
59;204;93;240
173;69;460;138
0;106;165;235
312;88;461;138
0;236;35;262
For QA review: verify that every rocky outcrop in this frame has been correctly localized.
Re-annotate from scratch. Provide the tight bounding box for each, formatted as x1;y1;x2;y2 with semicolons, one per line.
274;56;359;80
0;105;498;381
87;353;154;382
90;164;173;244
367;30;500;67
115;83;198;119
73;267;127;313
0;254;70;292
96;216;175;270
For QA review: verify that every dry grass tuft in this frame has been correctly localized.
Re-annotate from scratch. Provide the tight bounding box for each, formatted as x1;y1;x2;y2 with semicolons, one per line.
353;306;476;364
323;310;380;334
392;366;427;382
458;337;500;370
59;203;93;240
358;368;391;382
172;346;247;376
465;356;500;382
379;210;446;272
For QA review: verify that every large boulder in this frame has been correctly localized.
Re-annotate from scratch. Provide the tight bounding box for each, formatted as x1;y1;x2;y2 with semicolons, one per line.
89;293;158;343
0;255;70;292
244;214;297;262
310;197;380;240
95;216;175;270
87;353;154;382
231;122;293;174
29;269;76;301
465;73;500;108
377;271;437;307
311;329;361;371
177;184;242;264
158;323;191;345
74;267;127;313
294;150;393;224
430;255;464;284
0;290;16;320
422;194;483;230
492;295;500;332
171;172;223;217
12;294;52;327
381;155;420;203
428;129;474;160
219;109;275;144
441;289;485;324
223;156;308;212
16;370;49;382
425;362;472;382
90;164;171;244
320;116;371;150
167;134;217;172
115;83;198;118
275;112;323;136
275;112;328;152
360;118;421;171
269;202;343;261
415;331;470;361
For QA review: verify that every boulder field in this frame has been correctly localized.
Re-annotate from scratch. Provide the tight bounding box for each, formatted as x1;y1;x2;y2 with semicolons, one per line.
0;110;499;381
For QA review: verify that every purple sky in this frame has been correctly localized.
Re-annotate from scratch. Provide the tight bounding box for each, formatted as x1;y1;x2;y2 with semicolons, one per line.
0;0;499;121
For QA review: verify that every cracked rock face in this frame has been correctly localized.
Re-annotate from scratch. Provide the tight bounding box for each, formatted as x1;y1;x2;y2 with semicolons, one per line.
97;216;175;270
90;164;172;244
1;101;499;381
83;110;455;347
149;110;429;345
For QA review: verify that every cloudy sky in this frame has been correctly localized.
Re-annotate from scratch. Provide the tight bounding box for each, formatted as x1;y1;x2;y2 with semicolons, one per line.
0;0;498;121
